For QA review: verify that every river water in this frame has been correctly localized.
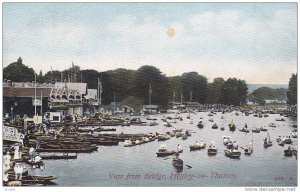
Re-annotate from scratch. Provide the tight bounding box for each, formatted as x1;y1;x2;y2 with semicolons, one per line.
28;112;297;187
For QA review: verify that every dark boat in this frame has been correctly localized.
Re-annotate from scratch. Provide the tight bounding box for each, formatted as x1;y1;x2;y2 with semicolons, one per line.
197;121;204;128
156;149;183;157
239;127;250;133
228;122;236;131
212;123;218;129
172;158;183;170
284;149;297;157
39;153;77;160
224;150;241;158
6;175;57;186
251;128;260;133
263;132;273;148
36;147;96;153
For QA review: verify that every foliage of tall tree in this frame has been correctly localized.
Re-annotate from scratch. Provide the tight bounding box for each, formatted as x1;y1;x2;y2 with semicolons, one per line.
3;57;35;82
106;68;135;103
168;76;183;103
223;78;248;105
206;78;225;104
181;72;208;103
287;73;297;105
133;65;171;107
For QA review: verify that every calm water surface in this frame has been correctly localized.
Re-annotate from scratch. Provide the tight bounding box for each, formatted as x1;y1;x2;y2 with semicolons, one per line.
28;112;297;187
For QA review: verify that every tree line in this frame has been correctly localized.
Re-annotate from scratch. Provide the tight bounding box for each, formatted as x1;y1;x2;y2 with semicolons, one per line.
4;57;250;108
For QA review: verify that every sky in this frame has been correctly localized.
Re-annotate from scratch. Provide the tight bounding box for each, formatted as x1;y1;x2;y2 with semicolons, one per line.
3;3;297;84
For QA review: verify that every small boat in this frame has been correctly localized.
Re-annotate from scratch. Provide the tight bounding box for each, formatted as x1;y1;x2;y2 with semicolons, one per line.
235;112;239;116
6;175;57;186
284;148;297;157
197;121;204;128
268;123;276;127
244;143;253;155
283;137;293;144
189;121;194;124
149;121;158;126
39;153;77;160
277;137;284;146
263;132;272;148
208;118;214;122
175;132;183;138
291;130;297;138
263;114;269;117
146;116;158;121
260;126;268;131
239;127;250;133
223;136;231;145
189;141;206;151
252;128;260;133
173;128;183;132
224;149;241;158
258;113;263;118
185;130;191;136
156;145;183;157
208;113;214;116
221;116;224;119
182;134;187;140
220;125;225;131
172;157;183;170
228;122;236;131
163;122;172;127
275;118;285;121
212;123;218;129
157;134;171;141
207;143;217;156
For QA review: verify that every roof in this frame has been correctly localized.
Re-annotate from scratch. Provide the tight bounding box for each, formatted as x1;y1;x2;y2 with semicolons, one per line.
54;82;87;95
4;87;52;98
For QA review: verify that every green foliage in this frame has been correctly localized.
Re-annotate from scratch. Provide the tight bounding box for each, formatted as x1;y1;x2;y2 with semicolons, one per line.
287;73;297;105
223;78;248;105
207;78;225;104
181;72;208;103
122;96;144;113
4;58;251;107
133;65;171;107
249;87;287;102
3;62;35;82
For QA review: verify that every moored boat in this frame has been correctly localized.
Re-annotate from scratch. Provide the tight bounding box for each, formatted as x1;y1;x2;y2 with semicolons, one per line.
224;149;241;158
172;157;183;170
228;121;236;131
39;153;77;160
197;121;204;128
212;123;218;129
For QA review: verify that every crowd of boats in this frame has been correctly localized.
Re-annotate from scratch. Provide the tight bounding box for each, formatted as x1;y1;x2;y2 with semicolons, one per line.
2;105;297;185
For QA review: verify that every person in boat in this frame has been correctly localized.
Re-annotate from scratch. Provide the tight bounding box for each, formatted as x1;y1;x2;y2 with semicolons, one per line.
232;141;237;150
177;144;182;151
4;151;11;163
173;152;180;160
23;135;29;147
13;145;21;160
29;147;36;161
264;137;268;144
3;171;8;184
195;141;200;146
288;146;291;152
245;123;248;128
14;163;23;180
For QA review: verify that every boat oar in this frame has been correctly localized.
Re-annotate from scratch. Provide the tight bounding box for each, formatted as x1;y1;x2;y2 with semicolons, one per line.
185;165;192;168
239;146;245;150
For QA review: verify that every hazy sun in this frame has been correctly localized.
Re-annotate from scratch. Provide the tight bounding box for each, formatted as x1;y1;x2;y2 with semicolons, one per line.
167;28;175;37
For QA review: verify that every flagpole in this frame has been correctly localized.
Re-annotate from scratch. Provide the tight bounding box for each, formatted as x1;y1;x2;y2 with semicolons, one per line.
34;73;37;125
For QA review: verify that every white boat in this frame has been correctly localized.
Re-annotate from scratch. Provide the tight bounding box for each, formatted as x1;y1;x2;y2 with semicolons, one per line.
223;136;231;145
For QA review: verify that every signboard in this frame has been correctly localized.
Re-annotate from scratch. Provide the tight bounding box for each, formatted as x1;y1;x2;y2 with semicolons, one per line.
32;98;42;106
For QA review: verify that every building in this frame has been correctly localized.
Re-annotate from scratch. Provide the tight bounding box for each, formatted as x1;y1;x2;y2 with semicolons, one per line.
142;105;159;114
